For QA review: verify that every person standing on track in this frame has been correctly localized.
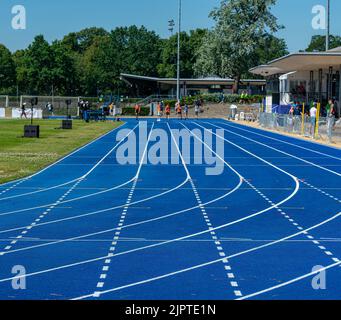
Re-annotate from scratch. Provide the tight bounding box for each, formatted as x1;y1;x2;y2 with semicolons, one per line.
157;102;162;121
135;104;141;120
165;104;171;120
176;100;182;120
194;101;200;119
184;103;189;120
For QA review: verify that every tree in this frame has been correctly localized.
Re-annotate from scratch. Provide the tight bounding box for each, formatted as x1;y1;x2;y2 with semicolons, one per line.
62;27;110;53
24;35;54;94
306;35;341;52
50;41;79;95
78;26;162;96
254;34;288;65
0;44;16;93
195;0;282;92
157;29;207;78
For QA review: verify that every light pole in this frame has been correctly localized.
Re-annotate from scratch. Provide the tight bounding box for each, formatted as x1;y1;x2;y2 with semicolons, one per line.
168;19;175;35
176;0;182;101
326;0;330;51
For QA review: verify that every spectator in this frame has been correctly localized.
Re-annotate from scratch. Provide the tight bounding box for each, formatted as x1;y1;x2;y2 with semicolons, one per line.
165;104;171;120
135;104;141;120
184;104;189;120
21;103;28;119
310;102;318;137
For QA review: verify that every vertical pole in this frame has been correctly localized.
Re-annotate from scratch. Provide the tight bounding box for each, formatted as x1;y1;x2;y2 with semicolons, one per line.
315;102;321;139
326;0;330;51
301;103;305;135
339;65;341;117
176;0;181;101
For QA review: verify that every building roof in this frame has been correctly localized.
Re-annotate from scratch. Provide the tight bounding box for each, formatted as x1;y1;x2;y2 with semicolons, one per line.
120;73;266;86
250;51;341;76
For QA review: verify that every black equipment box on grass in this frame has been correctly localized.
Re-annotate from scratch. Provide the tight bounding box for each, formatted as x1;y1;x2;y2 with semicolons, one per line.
24;125;40;138
62;120;73;129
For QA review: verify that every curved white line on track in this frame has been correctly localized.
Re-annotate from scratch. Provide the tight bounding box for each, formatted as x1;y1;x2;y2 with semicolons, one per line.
70;211;341;299
238;259;341;300
0;122;127;190
205;121;341;177
0;121;299;286
0;124;154;216
0;122;137;204
221;121;341;161
0;122;244;254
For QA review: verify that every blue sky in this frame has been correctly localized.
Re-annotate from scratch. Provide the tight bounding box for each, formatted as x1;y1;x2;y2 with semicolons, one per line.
0;0;339;53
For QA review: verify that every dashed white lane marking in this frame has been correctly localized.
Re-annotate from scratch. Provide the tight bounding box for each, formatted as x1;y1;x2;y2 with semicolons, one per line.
193;167;243;292
93;177;138;298
0;178;84;255
245;179;340;266
301;180;341;204
93;122;155;298
0;178;28;197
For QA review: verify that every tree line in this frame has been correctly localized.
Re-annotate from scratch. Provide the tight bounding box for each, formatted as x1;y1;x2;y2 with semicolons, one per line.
0;0;338;98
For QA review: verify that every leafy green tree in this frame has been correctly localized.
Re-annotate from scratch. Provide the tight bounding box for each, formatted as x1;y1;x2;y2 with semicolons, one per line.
23;35;54;94
0;44;16;93
50;41;79;95
158;29;207;78
306;35;341;52
254;34;288;65
195;0;282;92
79;26;162;95
62;27;109;53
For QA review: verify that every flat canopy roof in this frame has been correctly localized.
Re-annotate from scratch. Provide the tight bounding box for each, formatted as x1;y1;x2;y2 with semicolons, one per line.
120;73;266;86
250;50;341;76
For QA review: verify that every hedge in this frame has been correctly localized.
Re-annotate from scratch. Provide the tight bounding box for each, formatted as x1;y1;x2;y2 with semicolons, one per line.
121;106;150;116
161;94;264;107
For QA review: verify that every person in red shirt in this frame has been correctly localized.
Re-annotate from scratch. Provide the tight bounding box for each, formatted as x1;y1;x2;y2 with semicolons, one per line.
135;104;141;120
165;104;171;120
176;101;182;120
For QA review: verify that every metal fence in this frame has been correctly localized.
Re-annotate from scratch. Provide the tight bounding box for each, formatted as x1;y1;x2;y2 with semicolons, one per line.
259;112;341;143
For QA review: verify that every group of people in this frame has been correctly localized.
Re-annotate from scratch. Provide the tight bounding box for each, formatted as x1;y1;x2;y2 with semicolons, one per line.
288;99;338;139
78;99;92;120
134;99;203;121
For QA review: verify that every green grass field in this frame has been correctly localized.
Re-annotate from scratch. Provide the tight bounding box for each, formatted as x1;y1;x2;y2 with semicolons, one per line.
0;119;123;184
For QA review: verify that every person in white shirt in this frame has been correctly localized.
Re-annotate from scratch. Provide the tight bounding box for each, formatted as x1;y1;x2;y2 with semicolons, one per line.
310;103;317;137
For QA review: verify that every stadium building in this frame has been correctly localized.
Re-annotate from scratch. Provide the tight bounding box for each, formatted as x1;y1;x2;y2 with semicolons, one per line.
120;73;266;97
250;47;341;115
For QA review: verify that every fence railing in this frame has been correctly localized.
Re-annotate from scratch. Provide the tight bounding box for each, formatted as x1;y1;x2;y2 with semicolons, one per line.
259;112;341;142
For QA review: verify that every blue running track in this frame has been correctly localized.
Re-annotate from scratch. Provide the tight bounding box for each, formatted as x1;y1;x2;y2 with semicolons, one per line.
0;119;340;300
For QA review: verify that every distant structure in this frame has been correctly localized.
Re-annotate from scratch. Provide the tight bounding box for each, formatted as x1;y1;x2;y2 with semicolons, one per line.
120;73;266;97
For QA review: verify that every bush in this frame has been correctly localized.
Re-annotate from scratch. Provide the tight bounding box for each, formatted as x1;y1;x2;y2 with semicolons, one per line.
121;106;150;116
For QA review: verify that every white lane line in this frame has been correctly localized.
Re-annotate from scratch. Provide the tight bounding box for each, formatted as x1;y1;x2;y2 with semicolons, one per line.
168;123;242;298
72;212;341;300
204;122;341;177
0;124;139;215
301;180;341;204
0;121;299;285
246;180;340;269
93;122;154;297
0;178;85;256
0;178;29;197
238;260;341;300
0;123;127;192
219;121;341;161
191;122;300;188
197;121;340;266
